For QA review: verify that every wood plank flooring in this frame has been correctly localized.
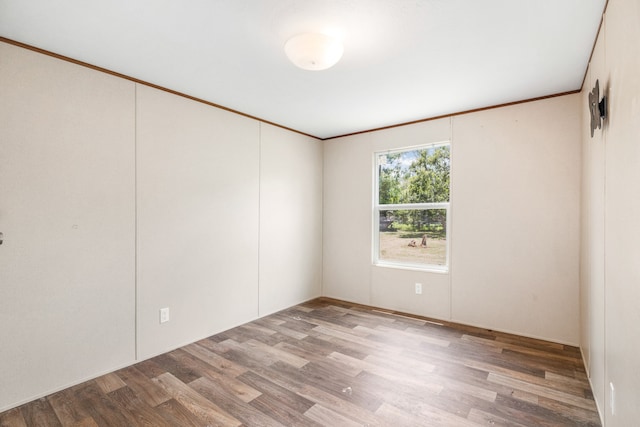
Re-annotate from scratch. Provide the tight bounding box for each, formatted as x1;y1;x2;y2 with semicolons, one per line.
0;298;601;426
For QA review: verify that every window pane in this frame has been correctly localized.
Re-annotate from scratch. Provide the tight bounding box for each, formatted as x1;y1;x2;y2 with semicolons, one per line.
378;209;447;266
378;145;450;204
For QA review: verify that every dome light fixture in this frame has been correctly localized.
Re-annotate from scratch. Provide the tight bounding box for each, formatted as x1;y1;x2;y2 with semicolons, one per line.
284;32;344;71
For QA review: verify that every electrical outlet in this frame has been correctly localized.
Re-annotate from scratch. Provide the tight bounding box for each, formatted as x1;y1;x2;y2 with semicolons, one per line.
610;382;615;415
160;307;170;324
415;283;423;294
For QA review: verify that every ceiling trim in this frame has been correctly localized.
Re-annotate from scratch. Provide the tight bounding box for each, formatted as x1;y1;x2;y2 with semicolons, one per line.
1;36;581;141
0;36;320;140
323;89;581;140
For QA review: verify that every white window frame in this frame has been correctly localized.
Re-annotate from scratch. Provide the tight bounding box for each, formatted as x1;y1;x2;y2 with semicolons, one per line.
373;142;451;272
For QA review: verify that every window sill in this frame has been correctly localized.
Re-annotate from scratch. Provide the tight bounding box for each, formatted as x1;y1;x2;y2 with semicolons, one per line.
373;262;449;274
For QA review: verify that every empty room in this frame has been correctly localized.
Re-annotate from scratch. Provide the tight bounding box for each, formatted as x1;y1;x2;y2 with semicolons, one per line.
1;0;638;426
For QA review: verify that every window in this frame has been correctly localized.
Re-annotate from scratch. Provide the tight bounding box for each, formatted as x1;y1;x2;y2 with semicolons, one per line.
374;143;450;271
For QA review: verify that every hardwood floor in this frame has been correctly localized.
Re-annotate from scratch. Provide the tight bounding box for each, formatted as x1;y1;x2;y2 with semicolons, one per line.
0;298;601;426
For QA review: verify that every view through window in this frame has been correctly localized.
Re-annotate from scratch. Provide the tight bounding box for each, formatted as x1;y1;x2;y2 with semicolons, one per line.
374;143;450;270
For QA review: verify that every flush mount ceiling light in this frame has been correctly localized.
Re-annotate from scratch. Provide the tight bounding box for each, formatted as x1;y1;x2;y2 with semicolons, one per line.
284;33;344;71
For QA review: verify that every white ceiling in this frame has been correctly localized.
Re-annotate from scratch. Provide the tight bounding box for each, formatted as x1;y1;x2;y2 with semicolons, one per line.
0;0;606;139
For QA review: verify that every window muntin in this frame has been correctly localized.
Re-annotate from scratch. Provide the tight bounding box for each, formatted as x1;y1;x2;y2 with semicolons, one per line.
374;143;450;270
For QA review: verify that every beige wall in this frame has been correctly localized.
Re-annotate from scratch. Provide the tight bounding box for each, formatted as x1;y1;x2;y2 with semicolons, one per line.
0;43;136;410
323;132;376;304
136;85;261;359
451;96;581;345
580;0;640;424
324;95;582;345
580;17;607;420
259;123;323;316
0;41;323;411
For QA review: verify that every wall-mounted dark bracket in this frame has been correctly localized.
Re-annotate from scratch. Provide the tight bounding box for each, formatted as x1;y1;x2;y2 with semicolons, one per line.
589;79;607;138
